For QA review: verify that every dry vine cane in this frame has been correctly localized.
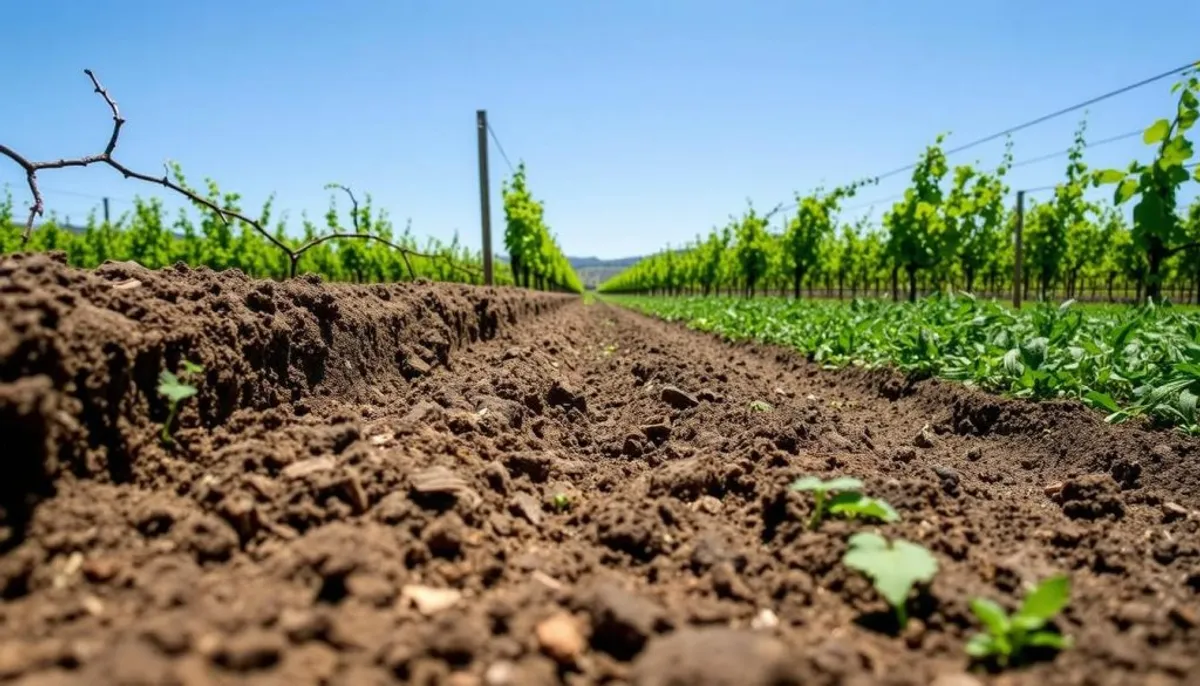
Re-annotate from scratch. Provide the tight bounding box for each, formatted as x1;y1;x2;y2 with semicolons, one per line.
0;69;482;282
323;183;482;282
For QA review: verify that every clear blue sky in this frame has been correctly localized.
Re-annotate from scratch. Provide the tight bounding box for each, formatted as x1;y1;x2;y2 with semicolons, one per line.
2;1;1198;260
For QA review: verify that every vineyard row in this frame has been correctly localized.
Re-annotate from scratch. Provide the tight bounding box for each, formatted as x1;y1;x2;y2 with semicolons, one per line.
599;67;1200;306
0;70;584;293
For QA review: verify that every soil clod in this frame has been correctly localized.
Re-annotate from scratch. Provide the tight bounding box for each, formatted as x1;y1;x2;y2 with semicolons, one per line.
630;628;801;686
660;386;700;410
1059;473;1126;520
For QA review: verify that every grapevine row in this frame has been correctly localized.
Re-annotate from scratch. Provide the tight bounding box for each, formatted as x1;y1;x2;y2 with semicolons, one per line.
1;69;583;293
0;178;508;285
501;162;583;293
600;67;1200;304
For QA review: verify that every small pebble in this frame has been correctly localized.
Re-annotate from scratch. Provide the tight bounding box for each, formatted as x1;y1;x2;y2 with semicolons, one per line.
750;608;778;630
535;612;585;664
930;675;983;686
400;585;462;616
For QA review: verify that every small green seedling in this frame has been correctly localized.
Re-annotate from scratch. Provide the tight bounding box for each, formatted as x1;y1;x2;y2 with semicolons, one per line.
789;476;900;530
966;574;1072;667
157;359;204;444
551;493;571;512
749;400;774;412
842;532;938;629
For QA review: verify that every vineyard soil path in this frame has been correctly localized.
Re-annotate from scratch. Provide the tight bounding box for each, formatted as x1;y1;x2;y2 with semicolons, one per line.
2;259;1198;685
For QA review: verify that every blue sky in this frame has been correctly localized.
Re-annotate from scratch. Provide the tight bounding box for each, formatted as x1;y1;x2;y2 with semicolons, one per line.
2;1;1198;260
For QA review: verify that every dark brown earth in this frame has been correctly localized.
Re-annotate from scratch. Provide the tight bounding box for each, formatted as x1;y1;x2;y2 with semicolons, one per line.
2;252;1199;686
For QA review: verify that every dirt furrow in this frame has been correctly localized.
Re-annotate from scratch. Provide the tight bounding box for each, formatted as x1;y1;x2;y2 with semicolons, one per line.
1;257;1198;685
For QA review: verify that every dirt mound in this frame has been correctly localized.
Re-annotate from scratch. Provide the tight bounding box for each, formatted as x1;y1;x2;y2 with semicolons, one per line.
1;260;1198;685
0;253;568;548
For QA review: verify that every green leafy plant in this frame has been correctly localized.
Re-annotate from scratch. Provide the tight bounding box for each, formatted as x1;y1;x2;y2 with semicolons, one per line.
789;476;899;529
966;574;1072;667
608;295;1200;435
842;532;938;628
1094;65;1200;302
551;493;571;512
157;359;204;444
502;162;584;292
782;180;872;299
883;134;954;302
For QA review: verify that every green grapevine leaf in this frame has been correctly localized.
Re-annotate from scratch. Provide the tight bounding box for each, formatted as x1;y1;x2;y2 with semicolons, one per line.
1185;88;1200;108
1114;178;1140;205
1143;119;1170;144
1180;108;1198;132
1161;136;1194;166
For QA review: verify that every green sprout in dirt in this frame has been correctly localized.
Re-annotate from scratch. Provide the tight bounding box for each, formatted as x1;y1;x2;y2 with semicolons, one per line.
157;359;204;444
842;531;938;629
749;399;774;412
551;493;571;512
966;574;1072;668
789;476;900;530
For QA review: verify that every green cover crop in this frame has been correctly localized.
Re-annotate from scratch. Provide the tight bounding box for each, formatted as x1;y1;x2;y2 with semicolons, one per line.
612;293;1200;433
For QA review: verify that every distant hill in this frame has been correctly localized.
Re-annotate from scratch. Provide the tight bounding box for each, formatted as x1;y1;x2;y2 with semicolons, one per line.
567;255;645;289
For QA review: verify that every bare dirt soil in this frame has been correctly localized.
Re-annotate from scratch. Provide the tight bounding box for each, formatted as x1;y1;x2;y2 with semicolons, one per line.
2;253;1199;686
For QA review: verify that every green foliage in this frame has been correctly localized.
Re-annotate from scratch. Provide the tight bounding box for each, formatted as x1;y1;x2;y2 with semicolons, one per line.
884;135;953;302
733;203;773;296
157;359;203;444
1;166;535;289
952;140;1012;295
551;493;571;512
601;66;1200;308
1094;66;1200;302
612;294;1200;434
842;532;938;628
1026;120;1094;300
789;475;899;530
783;182;869;299
966;575;1072;667
501;163;583;293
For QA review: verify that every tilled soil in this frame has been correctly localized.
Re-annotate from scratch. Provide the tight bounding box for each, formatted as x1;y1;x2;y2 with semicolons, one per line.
2;254;1199;686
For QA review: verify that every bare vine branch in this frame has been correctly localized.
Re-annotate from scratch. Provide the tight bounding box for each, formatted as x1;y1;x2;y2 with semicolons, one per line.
325;183;361;232
1;69;484;285
302;183;482;281
762;201;788;223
